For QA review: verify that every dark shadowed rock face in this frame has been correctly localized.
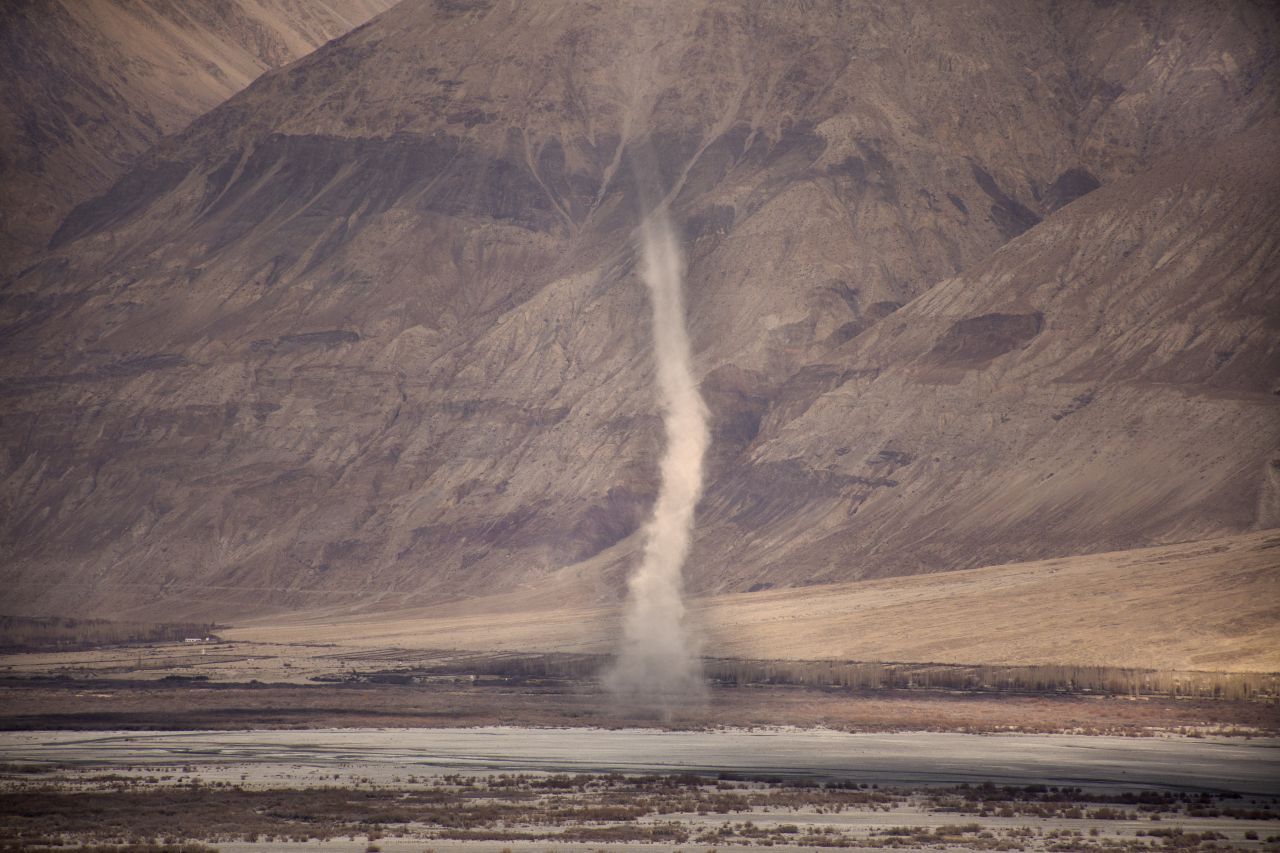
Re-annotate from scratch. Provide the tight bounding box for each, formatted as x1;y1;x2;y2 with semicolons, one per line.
970;165;1042;240
1;0;1278;619
1043;168;1101;213
930;313;1044;365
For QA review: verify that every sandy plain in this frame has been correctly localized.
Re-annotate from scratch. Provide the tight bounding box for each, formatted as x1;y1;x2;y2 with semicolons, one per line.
224;531;1280;672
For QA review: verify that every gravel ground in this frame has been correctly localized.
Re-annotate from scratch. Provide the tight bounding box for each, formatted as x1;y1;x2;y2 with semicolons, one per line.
3;726;1277;794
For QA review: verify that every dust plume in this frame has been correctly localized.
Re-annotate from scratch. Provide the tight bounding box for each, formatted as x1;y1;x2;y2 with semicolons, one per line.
605;204;709;715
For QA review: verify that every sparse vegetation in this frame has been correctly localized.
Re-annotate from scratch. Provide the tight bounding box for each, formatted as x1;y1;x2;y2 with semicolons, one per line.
0;616;219;653
1;771;1274;851
356;648;1280;701
3;663;1275;737
34;847;216;853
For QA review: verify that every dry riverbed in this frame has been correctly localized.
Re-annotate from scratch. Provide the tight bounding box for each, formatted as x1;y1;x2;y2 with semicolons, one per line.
2;728;1279;852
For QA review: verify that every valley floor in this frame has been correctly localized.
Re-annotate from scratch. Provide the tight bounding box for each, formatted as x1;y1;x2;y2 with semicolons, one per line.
1;637;1278;736
2;531;1276;849
2;728;1278;851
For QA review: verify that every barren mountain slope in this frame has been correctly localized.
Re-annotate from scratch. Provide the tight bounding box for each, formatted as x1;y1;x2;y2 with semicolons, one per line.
1;0;1276;620
0;0;395;263
694;123;1280;589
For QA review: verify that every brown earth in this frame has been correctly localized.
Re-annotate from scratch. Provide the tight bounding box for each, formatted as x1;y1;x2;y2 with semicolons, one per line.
1;676;1275;736
0;0;1277;640
225;530;1280;672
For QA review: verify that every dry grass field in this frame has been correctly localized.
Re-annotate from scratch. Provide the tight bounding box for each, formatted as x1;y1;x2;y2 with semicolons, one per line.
225;531;1280;672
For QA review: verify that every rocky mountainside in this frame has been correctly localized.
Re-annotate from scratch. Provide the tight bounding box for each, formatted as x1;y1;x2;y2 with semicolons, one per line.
1;0;1277;620
0;0;395;264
